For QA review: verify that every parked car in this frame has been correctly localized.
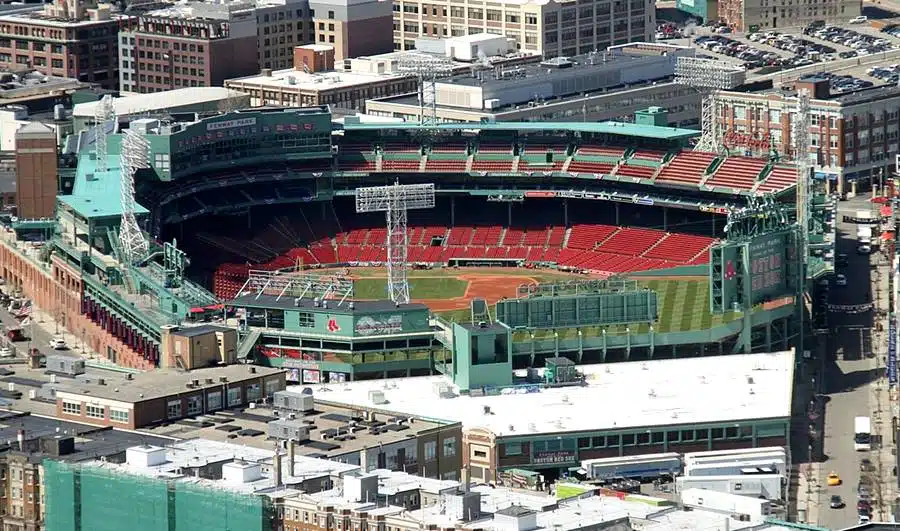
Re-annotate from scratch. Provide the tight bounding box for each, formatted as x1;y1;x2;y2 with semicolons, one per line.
835;274;847;286
850;15;868;24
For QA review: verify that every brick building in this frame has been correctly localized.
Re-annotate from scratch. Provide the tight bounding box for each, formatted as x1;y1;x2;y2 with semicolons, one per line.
714;77;900;194
0;0;127;90
126;2;260;93
14;122;57;220
54;365;286;430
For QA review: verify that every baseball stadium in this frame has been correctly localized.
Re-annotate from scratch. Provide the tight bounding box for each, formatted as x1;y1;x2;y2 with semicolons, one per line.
0;104;829;389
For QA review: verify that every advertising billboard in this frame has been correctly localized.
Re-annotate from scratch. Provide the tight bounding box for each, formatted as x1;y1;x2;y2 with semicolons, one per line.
748;232;789;305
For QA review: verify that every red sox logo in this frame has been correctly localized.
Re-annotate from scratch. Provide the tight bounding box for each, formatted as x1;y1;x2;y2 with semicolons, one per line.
327;318;341;333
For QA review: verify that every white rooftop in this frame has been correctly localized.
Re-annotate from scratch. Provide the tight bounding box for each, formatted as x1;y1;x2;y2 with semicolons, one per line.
226;68;407;91
73;87;247;118
296;352;795;437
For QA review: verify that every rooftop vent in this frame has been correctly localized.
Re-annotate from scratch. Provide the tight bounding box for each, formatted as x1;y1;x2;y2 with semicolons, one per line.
540;57;574;69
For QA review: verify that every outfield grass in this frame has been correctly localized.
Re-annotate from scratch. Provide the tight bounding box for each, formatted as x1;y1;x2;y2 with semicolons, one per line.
438;278;741;336
353;277;468;299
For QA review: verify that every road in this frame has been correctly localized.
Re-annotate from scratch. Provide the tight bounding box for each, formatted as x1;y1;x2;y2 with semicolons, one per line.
814;194;890;529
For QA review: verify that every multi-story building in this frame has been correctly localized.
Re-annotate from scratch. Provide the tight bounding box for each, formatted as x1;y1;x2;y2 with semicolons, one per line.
716;0;859;32
225;46;418;111
391;0;653;57
365;44;699;125
127;2;260;93
308;0;393;62
0;0;127;90
714;76;900;194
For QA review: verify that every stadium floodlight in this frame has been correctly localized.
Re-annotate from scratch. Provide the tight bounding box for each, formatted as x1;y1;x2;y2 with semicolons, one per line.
356;183;435;305
94;95;116;174
397;54;454;126
118;128;151;265
793;88;812;266
675;57;747;153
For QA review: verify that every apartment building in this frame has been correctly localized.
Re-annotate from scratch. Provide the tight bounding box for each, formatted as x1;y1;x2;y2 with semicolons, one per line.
308;0;393;61
125;2;260;93
715;76;900;194
717;0;859;31
392;0;653;57
0;0;126;90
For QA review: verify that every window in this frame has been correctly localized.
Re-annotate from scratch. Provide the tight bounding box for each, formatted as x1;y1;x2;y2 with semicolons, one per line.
228;386;242;406
109;408;129;424
443;437;457;457
424;441;437;461
328;10;334;18
167;399;182;419
247;383;262;401
186;395;202;415
207;391;222;411
504;442;522;455
297;312;315;327
62;401;81;415
85;405;104;419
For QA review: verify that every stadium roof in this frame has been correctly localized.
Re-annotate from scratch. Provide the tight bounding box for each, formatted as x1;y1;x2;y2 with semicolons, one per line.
340;120;700;140
290;350;795;437
57;154;150;220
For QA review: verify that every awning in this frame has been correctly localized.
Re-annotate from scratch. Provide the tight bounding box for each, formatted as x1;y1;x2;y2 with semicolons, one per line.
872;196;890;204
881;205;893;217
882;231;895;241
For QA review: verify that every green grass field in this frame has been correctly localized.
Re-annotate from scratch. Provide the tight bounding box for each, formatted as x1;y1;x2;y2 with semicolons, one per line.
352;277;468;299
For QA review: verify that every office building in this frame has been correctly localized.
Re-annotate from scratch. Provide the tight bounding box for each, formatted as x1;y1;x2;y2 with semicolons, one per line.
0;0;127;90
391;0;653;57
365;43;699;125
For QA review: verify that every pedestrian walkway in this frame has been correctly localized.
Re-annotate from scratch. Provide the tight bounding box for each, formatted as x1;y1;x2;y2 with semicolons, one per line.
796;462;823;525
870;251;896;521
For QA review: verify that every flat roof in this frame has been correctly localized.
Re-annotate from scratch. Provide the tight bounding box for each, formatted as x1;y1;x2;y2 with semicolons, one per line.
0;11;129;28
226;68;410;92
340;121;700;140
140;401;454;457
73;87;247;118
228;293;428;313
0;411;174;461
55;365;285;403
57;154;150;219
295;352;795;437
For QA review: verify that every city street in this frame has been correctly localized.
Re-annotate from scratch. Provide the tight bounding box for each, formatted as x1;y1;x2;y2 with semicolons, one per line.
814;194;893;529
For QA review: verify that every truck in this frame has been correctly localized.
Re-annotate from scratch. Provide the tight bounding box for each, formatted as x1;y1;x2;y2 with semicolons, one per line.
854;416;872;451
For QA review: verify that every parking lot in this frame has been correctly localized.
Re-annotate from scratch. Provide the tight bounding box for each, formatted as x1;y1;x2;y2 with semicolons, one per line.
664;20;900;85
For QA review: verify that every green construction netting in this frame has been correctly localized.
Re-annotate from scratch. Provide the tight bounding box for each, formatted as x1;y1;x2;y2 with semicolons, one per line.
43;459;274;531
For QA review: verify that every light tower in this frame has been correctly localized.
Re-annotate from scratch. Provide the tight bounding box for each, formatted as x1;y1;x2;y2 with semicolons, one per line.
355;183;435;305
118;128;151;265
793;88;812;265
674;57;746;153
94;95;116;174
397;55;454;126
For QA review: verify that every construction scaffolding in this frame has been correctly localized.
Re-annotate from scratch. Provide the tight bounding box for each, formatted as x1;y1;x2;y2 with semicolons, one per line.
239;269;355;305
43;460;275;531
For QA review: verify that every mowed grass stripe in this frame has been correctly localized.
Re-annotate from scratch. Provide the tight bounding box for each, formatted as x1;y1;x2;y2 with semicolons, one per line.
353;277;468;299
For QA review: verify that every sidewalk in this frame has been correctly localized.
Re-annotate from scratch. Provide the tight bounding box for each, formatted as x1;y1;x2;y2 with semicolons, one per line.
796;462;823;525
870;250;896;522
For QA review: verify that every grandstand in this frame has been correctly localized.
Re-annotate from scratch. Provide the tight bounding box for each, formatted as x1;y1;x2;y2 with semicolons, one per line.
0;105;813;378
